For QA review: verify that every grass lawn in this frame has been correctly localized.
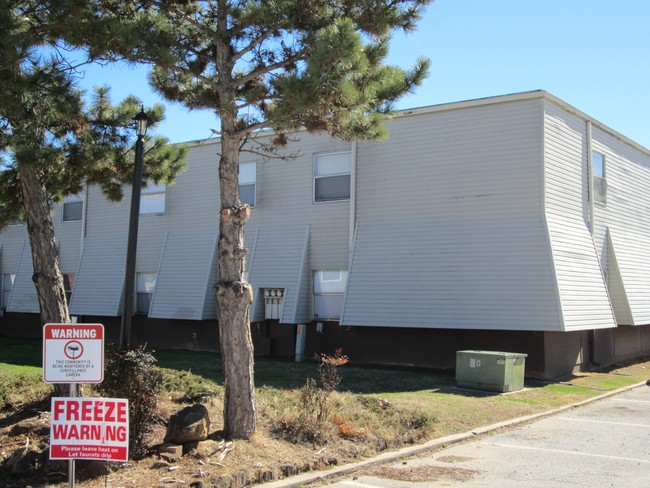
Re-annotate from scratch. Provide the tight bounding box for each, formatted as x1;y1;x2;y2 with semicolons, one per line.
1;334;649;487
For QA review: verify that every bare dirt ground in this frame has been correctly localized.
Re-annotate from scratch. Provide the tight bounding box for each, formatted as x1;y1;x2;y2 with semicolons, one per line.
0;395;403;488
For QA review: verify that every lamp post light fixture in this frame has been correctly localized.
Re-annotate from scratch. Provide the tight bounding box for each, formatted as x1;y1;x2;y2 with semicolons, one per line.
119;106;149;349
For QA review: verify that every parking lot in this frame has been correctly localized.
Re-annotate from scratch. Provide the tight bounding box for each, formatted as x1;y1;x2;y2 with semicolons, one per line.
323;384;650;488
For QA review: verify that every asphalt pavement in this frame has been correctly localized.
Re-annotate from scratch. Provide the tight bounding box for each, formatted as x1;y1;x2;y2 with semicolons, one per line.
265;381;650;488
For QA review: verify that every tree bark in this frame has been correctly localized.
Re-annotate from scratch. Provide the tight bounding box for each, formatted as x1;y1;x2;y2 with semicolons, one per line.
17;164;70;324
17;164;71;396
215;133;256;439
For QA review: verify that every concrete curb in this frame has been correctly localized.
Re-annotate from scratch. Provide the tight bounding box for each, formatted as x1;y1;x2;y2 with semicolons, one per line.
260;380;648;488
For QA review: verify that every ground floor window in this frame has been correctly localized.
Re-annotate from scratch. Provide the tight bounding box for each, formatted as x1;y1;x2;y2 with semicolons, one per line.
63;273;76;305
2;273;15;309
136;273;157;315
313;270;348;320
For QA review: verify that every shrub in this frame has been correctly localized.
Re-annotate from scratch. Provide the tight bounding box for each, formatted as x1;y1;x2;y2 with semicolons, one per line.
95;346;162;459
280;349;349;443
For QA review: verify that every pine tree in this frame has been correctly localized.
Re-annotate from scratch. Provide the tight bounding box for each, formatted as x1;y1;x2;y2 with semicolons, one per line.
64;0;431;439
0;2;186;365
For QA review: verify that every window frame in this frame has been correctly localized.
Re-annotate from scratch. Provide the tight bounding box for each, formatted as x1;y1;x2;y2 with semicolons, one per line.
62;193;84;222
140;183;166;215
239;162;257;207
2;273;16;309
592;150;607;204
313;269;348;320
135;272;157;315
63;273;76;305
313;151;351;203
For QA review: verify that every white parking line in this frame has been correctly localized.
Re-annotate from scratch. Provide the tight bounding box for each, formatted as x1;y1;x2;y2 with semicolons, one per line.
612;398;650;404
340;480;384;488
557;417;650;428
481;442;650;464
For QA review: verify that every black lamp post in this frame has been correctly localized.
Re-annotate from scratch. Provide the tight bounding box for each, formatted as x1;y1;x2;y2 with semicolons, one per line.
119;107;149;349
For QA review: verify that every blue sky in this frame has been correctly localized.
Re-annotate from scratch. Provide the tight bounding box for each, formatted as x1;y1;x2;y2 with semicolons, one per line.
78;0;650;148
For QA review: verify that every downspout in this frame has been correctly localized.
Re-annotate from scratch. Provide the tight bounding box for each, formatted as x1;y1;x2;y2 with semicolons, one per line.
80;181;89;254
586;121;594;234
349;141;357;252
586;120;601;367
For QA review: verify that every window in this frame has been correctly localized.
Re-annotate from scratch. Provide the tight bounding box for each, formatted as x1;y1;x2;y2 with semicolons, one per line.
592;151;606;204
239;162;256;207
313;270;348;320
140;183;166;215
63;273;75;305
62;193;83;221
136;273;157;315
314;152;351;202
2;273;15;309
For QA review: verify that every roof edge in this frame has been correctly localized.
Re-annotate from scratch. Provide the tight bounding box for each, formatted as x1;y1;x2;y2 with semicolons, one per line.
179;90;650;157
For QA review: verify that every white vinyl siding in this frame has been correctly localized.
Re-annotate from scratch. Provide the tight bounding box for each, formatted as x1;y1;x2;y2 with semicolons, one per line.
148;230;219;320
342;99;562;330
543;100;615;331
245;135;350;278
588;122;650;326
69;235;127;316
248;225;310;324
607;233;633;325
140;183;166;215
239;162;256;207
314;152;351;202
7;241;39;313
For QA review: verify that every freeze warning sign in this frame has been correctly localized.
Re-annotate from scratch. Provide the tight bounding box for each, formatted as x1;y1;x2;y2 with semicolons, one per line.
43;324;104;383
50;397;129;462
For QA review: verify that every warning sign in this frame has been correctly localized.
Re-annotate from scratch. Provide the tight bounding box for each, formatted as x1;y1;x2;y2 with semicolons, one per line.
43;324;104;383
50;397;129;462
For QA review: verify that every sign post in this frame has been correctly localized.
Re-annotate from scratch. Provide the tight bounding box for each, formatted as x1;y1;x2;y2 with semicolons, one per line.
43;323;109;488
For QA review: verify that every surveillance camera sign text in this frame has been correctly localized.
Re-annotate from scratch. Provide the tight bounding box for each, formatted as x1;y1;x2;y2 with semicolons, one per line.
43;324;104;383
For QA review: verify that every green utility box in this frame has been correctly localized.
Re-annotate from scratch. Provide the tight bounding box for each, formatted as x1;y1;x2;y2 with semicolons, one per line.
456;350;527;393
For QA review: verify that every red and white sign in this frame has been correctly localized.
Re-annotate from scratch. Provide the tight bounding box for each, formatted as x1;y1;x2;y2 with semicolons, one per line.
50;397;129;462
43;324;104;383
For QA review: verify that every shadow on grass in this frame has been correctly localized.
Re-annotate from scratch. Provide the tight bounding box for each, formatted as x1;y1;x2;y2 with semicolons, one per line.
0;336;540;396
153;347;458;394
0;335;42;368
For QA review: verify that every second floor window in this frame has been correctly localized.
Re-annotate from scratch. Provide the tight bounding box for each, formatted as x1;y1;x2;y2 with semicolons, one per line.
140;183;166;215
63;194;83;221
592;151;606;204
314;152;351;202
239;162;256;207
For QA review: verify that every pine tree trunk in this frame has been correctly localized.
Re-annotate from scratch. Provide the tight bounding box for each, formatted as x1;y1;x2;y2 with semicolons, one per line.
215;133;256;439
18;164;71;396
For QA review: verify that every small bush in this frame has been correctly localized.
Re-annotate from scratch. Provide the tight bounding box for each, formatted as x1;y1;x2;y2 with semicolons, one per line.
279;349;349;444
95;346;162;459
